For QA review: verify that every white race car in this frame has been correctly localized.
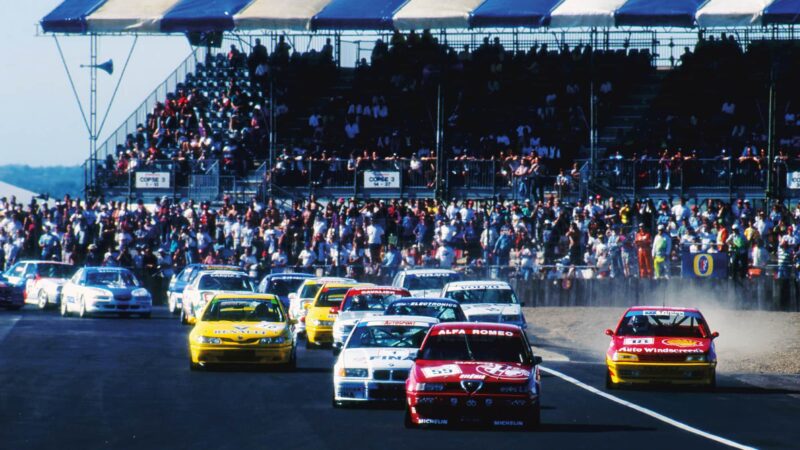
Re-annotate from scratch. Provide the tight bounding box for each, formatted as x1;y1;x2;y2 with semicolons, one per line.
333;316;437;406
181;270;254;325
391;269;463;298
60;267;152;318
23;261;77;309
440;280;526;329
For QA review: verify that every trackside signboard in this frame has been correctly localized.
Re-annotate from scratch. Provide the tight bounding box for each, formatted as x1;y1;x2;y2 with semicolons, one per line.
135;172;170;189
364;170;400;189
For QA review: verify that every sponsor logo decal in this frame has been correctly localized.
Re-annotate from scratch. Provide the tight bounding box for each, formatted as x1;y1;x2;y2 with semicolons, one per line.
623;338;654;345
459;374;485;380
418;418;448;425
421;364;462;378
617;346;704;354
460;380;484;394
369;350;415;361
493;420;524;426
475;363;530;379
455;284;511;290
661;338;704;348
435;329;515;337
642;310;685;316
693;254;714;277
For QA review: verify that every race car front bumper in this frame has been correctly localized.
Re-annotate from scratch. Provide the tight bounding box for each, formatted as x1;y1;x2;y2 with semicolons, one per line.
191;343;294;365
406;392;539;427
307;326;333;345
0;287;24;307
607;360;716;386
334;379;407;402
85;299;152;314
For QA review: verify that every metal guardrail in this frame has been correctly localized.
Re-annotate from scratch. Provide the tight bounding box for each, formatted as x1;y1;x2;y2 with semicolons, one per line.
588;158;800;199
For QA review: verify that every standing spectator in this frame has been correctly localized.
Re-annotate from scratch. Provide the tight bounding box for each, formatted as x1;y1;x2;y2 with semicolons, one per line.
635;223;653;278
652;225;671;279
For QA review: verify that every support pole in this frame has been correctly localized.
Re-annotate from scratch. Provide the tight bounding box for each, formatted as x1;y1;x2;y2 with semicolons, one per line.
435;83;444;201
268;77;275;197
766;57;777;200
89;33;98;197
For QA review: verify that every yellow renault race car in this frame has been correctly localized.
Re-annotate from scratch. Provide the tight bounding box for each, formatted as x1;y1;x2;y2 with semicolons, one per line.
189;293;296;370
305;283;372;349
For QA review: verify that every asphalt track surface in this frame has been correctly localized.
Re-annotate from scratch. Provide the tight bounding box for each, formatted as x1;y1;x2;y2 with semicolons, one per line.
0;307;798;450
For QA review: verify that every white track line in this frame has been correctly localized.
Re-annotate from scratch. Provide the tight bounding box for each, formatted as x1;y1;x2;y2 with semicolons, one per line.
0;316;20;342
540;366;757;450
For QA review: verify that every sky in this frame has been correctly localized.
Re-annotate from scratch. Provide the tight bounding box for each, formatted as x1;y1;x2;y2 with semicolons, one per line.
0;1;192;167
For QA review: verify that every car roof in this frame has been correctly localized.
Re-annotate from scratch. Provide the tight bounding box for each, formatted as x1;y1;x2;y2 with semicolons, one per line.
302;277;356;286
211;293;279;302
322;282;372;290
402;269;457;276
18;261;73;266
627;306;701;313
444;280;512;289
359;315;438;326
388;297;459;305
197;270;247;277
85;267;130;273
430;322;522;333
264;273;315;280
345;286;409;296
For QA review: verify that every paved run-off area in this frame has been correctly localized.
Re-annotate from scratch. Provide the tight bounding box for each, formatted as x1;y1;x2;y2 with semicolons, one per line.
0;307;798;450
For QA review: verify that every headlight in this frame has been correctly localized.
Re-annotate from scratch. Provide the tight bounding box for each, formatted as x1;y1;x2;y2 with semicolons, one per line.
196;336;221;344
685;354;707;362
132;288;150;298
612;352;639;362
88;288;112;300
310;319;334;327
337;367;368;378
417;383;446;392
260;336;287;345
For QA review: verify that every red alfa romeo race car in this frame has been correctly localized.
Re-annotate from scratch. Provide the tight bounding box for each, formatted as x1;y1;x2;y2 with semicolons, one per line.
605;306;719;388
405;322;542;429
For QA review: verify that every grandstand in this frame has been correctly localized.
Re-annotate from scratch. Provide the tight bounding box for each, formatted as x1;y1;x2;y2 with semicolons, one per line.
41;0;800;204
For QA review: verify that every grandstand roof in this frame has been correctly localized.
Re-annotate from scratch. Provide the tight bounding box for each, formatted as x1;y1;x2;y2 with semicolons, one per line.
40;0;800;33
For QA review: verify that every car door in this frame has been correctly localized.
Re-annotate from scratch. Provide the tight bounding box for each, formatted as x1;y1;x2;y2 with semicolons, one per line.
62;269;84;307
23;263;39;296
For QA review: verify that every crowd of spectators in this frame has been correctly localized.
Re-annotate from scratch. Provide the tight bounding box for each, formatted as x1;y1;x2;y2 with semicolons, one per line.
2;193;799;286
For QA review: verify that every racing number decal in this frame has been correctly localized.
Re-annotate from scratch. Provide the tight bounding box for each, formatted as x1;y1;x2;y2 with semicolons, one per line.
421;364;462;378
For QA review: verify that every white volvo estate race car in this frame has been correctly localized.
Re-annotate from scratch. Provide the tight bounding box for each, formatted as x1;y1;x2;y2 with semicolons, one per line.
440;280;526;329
333;316;437;406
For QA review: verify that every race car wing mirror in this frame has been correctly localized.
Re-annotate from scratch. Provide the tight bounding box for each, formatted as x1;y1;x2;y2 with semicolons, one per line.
533;356;543;366
604;329;614;336
710;331;719;339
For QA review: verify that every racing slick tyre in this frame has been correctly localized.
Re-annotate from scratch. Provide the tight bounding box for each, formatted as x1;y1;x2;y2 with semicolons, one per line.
78;297;87;319
38;290;48;310
60;299;69;317
180;307;189;325
605;370;616;390
525;404;542;430
403;406;416;429
189;361;203;371
706;369;717;392
283;349;297;371
168;297;177;315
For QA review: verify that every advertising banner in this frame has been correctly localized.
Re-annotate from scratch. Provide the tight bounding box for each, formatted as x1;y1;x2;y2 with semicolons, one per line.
681;252;728;278
135;172;170;189
364;170;400;189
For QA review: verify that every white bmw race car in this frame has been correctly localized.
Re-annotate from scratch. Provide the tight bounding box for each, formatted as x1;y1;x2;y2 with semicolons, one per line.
333;316;437;406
